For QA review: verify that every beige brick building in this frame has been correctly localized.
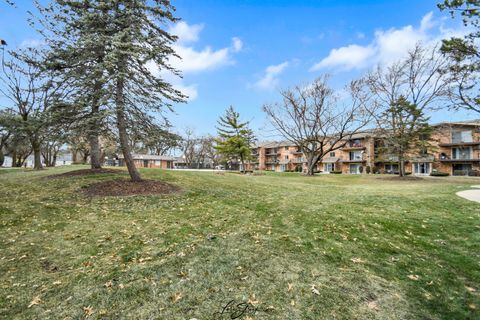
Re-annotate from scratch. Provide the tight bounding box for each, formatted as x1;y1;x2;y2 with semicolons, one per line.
248;120;480;176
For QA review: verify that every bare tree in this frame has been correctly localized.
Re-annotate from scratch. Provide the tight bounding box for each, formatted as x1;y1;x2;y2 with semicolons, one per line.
0;50;68;170
367;43;452;176
263;75;372;176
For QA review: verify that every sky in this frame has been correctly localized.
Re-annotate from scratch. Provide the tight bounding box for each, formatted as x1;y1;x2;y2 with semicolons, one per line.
0;0;476;139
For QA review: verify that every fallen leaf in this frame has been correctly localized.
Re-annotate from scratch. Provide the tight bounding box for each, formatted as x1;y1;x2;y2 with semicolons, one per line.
28;296;42;308
468;303;476;310
172;292;182;303
367;300;379;311
83;306;94;317
466;286;476;293
52;280;62;285
350;258;364;263
290;299;295;306
408;275;419;281
287;283;293;292
311;284;320;295
248;294;259;305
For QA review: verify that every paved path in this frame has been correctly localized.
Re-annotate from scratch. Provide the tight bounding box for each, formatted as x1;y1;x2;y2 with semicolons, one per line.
456;187;480;203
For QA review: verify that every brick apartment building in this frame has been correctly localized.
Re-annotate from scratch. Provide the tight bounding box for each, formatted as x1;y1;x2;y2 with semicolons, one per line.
247;120;480;176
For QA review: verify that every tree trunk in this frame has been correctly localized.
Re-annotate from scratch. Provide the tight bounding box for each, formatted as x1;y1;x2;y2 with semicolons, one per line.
89;134;102;169
31;137;43;170
240;155;245;173
0;148;4;167
115;77;142;182
398;155;405;177
11;151;17;167
306;154;316;176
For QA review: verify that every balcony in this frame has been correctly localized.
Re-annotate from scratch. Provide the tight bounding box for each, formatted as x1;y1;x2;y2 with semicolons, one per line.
290;150;303;155
341;144;366;151
439;157;480;162
291;158;306;164
265;150;280;156
265;159;279;164
439;141;480;147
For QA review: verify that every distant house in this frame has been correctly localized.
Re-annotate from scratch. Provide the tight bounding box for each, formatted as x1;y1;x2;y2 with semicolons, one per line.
118;154;175;169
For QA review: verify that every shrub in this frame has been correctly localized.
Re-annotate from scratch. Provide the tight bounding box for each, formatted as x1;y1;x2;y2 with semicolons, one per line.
372;166;379;174
330;170;342;174
359;166;364;174
430;171;449;176
366;166;371;174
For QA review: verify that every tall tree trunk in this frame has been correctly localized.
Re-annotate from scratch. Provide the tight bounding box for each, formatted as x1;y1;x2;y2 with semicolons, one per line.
32;140;43;170
398;155;405;177
11;150;17;167
240;155;245;173
0;148;4;167
89;134;102;169
89;85;103;169
306;154;315;176
115;77;142;182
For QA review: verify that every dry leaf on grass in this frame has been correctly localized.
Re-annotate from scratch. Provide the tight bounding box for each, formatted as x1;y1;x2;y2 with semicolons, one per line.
350;257;364;263
407;274;419;281
83;306;94;317
287;283;293;292
28;296;42;308
172;292;182;303
248;294;259;305
311;285;320;295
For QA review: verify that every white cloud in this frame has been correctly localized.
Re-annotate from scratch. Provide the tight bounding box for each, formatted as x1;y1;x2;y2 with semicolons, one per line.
169;21;204;44
166;21;242;74
254;61;289;90
310;12;466;72
311;44;375;71
19;39;44;48
232;37;243;52
146;21;243;101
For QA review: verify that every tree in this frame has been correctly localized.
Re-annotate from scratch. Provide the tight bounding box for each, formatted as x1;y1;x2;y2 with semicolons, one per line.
106;0;186;181
263;76;372;176
376;96;433;176
0;50;67;170
36;0;113;169
215;106;255;173
438;1;480;113
0;110;16;166
366;44;452;176
200;135;222;168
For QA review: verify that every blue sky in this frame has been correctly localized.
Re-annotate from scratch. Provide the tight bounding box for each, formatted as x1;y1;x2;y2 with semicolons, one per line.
0;0;476;138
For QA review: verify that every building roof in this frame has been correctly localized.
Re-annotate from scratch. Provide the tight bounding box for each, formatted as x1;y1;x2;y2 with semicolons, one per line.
432;119;480;127
118;154;176;161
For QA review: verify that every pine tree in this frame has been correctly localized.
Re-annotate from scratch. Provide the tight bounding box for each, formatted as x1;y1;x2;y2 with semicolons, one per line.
379;96;433;177
37;0;113;169
215;106;255;173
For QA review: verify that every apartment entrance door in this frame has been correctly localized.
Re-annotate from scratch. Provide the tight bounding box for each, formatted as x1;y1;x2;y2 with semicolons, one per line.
350;164;361;174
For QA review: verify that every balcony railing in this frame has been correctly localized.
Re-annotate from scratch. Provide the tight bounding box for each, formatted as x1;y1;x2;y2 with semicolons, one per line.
439;141;479;147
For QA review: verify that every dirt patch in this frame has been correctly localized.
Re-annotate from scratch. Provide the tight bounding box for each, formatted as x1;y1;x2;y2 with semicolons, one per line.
82;179;181;197
48;168;124;179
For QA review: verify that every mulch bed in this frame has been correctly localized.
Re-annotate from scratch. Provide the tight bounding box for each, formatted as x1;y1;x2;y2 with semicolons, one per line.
82;179;181;197
48;168;124;179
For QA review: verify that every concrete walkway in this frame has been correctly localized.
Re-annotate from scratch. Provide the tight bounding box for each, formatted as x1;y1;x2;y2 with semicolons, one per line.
456;187;480;203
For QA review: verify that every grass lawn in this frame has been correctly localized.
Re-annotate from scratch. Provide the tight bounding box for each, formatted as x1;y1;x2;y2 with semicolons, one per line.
0;166;479;319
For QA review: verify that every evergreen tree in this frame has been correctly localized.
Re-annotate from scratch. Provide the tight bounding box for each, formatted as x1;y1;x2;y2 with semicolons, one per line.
215;106;255;173
378;96;433;177
438;1;480;112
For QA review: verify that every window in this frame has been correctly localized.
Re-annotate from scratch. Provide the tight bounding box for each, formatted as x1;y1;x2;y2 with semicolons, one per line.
350;139;362;147
349;151;362;161
452;130;473;143
452;147;472;160
324;163;335;172
329;152;335;157
155;160;161;165
285;155;289;160
285;146;288;151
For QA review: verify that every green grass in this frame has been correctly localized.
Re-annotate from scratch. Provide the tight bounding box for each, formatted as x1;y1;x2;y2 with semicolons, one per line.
0;166;479;319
